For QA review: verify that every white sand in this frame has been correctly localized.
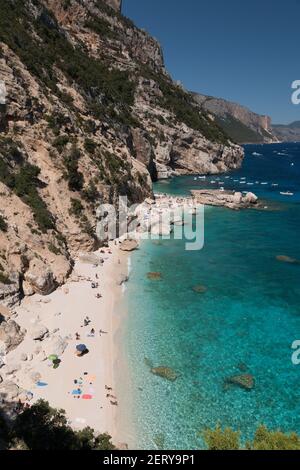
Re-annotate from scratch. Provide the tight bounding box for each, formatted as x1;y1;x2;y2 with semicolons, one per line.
6;242;129;445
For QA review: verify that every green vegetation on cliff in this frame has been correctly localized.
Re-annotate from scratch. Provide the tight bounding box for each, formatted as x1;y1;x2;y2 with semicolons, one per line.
139;66;229;144
0;0;136;125
0;138;54;232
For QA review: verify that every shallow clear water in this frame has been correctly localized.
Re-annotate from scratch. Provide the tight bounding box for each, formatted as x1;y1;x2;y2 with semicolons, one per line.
122;143;300;450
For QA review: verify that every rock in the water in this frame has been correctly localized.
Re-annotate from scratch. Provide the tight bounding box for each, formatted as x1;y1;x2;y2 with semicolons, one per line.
0;319;25;352
30;324;49;341
225;374;255;391
151;366;179;382
147;272;162;281
119;239;139;252
232;192;243;204
245;192;258;204
276;255;300;265
192;284;207;294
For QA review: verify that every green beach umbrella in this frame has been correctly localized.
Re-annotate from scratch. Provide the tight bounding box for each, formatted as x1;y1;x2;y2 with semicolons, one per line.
48;354;58;362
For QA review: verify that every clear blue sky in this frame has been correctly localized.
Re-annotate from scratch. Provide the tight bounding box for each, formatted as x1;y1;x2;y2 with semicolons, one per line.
123;0;300;124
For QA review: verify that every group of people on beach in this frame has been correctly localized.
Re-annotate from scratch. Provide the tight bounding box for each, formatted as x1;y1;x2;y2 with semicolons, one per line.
105;385;118;407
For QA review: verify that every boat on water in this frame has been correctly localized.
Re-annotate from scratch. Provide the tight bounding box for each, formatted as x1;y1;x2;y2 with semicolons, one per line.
280;191;294;196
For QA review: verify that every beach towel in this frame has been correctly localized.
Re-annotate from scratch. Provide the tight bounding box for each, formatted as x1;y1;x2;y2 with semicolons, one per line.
82;394;93;400
36;381;48;387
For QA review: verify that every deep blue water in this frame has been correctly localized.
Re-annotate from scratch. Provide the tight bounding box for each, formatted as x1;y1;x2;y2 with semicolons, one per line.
122;143;300;450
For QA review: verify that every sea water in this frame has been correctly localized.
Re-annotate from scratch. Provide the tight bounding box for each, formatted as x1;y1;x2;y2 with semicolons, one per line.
121;142;300;450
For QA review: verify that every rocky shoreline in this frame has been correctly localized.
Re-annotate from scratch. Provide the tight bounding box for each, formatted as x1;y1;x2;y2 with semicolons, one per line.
190;189;259;210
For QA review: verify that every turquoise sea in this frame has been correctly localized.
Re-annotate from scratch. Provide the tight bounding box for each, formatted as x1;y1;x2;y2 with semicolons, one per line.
121;143;300;450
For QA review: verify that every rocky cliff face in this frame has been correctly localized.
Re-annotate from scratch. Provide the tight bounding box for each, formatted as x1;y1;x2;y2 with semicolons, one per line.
272;121;300;142
104;0;122;11
0;0;243;304
193;93;278;144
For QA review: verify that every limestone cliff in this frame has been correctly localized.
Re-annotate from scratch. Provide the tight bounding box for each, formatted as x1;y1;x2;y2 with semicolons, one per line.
104;0;122;11
272;121;300;142
193;93;278;144
0;0;243;304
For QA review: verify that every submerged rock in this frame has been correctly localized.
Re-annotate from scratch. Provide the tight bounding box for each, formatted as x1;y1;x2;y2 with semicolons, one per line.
144;357;154;369
151;366;179;382
147;272;162;281
225;374;255;391
192;284;207;294
276;255;300;265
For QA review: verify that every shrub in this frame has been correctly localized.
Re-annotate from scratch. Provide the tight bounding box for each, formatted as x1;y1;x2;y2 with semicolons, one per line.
85;17;117;39
203;425;240;451
0;214;8;232
0;272;12;285
12;400;115;450
53;135;69;153
69;198;83;217
203;424;300;451
84;138;97;155
12;164;55;232
63;146;84;192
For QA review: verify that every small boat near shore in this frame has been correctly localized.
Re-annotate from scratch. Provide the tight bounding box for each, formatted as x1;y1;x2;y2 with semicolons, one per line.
280;191;294;196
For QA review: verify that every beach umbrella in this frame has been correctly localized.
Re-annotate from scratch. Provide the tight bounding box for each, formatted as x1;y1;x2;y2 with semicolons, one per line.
76;344;87;352
48;354;58;362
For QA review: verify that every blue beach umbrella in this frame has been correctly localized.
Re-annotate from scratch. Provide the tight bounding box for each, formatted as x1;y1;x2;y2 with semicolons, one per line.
76;344;87;352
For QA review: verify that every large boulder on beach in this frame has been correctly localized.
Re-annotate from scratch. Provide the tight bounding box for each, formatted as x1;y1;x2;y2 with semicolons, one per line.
79;253;103;266
0;319;25;352
225;374;255;391
119;239;139;252
23;259;56;296
0;381;21;401
30;324;49;341
151;366;179;382
43;335;69;357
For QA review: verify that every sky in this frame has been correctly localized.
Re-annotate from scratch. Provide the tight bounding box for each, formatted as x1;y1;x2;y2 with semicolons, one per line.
123;0;300;124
